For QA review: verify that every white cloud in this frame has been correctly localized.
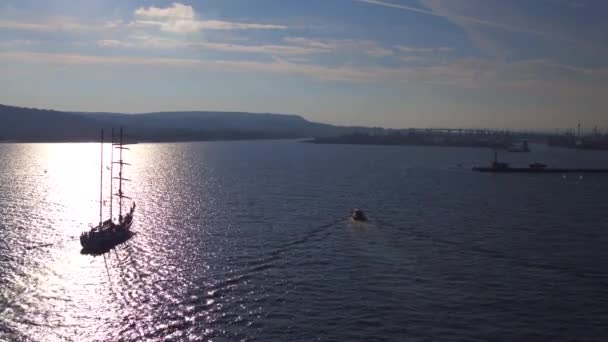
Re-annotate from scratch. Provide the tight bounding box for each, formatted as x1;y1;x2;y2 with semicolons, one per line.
132;2;287;33
134;2;195;20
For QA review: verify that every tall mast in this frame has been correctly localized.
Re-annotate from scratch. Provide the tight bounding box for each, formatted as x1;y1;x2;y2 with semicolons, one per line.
118;127;123;219
109;128;114;220
113;127;131;221
99;129;104;225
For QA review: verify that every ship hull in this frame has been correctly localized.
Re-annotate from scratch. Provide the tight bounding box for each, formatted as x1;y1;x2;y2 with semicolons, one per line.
80;221;134;255
473;167;608;173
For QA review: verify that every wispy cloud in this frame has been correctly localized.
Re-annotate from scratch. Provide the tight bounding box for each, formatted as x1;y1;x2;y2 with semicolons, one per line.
2;50;607;94
354;0;436;16
134;2;195;20
0;51;376;82
184;41;328;55
0;3;287;34
0;39;37;48
97;36;331;55
281;37;335;50
0;51;205;67
95;35;395;58
0;18;116;32
132;2;287;33
357;0;600;60
365;46;394;57
393;45;453;65
97;39;128;48
354;0;547;36
399;56;425;63
394;45;453;53
283;37;394;57
544;0;586;8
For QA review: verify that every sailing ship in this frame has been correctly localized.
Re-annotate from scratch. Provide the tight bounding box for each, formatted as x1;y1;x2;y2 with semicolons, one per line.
80;128;136;254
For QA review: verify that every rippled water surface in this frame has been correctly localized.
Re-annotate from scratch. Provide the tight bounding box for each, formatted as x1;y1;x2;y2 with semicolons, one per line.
1;141;608;341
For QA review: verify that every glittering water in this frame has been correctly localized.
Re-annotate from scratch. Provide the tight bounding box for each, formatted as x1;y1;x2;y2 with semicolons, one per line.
1;141;608;341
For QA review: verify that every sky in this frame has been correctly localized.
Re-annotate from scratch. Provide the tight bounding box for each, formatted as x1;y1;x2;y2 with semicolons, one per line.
0;0;607;130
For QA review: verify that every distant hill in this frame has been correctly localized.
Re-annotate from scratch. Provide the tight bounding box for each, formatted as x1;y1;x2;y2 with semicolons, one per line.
0;104;370;142
0;105;100;142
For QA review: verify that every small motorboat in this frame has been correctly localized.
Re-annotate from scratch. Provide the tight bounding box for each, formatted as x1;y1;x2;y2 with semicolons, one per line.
351;209;368;222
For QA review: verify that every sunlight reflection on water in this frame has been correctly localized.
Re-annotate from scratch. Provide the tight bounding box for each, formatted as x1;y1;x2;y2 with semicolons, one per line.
1;141;608;341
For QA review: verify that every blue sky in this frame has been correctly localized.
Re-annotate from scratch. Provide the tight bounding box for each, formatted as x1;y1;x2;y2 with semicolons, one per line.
1;0;607;129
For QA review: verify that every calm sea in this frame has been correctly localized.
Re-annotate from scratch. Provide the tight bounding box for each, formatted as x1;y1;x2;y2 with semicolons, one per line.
1;140;608;341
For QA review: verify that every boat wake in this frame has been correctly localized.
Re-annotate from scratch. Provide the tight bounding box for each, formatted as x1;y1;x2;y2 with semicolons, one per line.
272;218;344;252
377;219;607;280
24;236;79;250
238;218;344;276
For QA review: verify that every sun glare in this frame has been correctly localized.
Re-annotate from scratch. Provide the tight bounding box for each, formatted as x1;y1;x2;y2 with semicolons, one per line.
42;143;113;231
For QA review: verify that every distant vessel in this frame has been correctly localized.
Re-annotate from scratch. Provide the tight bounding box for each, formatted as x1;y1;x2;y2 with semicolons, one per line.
473;151;608;173
529;162;547;169
548;124;608;150
80;128;136;254
508;140;530;152
351;209;368;222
